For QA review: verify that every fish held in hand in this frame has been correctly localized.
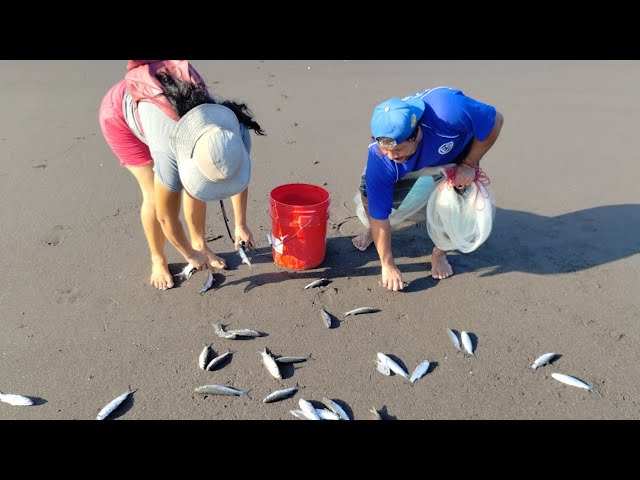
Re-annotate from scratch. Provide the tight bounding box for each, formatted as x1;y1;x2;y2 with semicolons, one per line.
238;241;252;268
175;263;197;281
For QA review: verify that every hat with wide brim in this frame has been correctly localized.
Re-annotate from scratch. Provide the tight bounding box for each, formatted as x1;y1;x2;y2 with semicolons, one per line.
171;103;251;202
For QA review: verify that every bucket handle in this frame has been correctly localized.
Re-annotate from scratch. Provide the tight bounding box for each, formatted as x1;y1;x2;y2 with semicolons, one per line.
277;216;313;245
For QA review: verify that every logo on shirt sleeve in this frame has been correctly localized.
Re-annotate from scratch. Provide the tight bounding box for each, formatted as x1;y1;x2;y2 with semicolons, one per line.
438;141;454;155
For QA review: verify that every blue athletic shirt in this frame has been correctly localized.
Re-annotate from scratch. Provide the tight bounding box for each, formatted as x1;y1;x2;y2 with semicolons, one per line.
365;87;496;220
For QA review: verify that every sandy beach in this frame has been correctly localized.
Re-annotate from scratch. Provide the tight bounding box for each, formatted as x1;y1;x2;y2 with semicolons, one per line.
1;60;638;423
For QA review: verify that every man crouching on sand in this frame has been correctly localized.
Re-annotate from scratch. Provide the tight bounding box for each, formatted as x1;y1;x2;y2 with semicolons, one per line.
352;87;503;291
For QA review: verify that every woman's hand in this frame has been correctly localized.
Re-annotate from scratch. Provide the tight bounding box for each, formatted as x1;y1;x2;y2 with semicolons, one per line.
234;224;255;251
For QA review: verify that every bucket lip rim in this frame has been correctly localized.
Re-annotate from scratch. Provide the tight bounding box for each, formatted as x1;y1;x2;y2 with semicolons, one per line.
270;183;330;206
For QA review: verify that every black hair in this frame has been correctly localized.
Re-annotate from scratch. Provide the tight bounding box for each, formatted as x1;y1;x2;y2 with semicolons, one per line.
156;72;265;136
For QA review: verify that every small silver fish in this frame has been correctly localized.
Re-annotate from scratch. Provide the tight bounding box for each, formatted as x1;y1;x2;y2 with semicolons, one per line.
321;397;350;420
447;328;462;351
316;408;341;420
275;355;311;364
298;398;321;420
263;385;300;404
238;242;252;268
175;263;196;281
551;373;595;393
375;359;391;376
531;352;557;370
320;307;333;328
96;388;134;420
377;352;409;380
344;307;381;316
461;331;475;357
212;323;237;339
304;278;331;289
205;350;234;371
409;360;431;385
261;348;282;379
194;385;249;397
198;344;214;370
225;328;262;338
369;406;382;420
200;270;215;294
0;391;34;406
290;409;311;420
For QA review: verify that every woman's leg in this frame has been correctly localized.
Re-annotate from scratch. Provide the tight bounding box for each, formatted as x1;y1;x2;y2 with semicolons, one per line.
181;191;226;268
127;165;174;290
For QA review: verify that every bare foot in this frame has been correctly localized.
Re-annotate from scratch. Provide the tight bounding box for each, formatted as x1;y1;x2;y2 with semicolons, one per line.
352;230;373;251
431;247;453;279
151;258;174;290
200;245;227;269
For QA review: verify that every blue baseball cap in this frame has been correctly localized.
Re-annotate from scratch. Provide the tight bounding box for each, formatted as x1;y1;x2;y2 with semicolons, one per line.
370;97;425;144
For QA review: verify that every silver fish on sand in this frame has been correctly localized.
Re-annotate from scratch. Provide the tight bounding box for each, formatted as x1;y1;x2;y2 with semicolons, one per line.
551;373;595;393
461;331;475;357
0;391;34;406
530;352;557;370
238;241;252;268
198;344;214;370
200;270;215;294
369;406;382;420
298;398;321;420
344;307;381;317
316;408;341;420
320;307;333;328
261;348;282;379
194;384;249;397
263;385;300;404
205;350;234;371
175;263;196;281
212;323;237;339
290;409;311;420
376;359;391;376
304;278;331;289
225;328;262;338
96;388;134;420
321;397;350;420
275;355;311;364
377;352;409;380
409;361;431;385
447;328;462;352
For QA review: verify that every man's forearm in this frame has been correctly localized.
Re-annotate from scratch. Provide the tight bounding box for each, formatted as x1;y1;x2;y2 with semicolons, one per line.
463;111;504;167
370;217;395;267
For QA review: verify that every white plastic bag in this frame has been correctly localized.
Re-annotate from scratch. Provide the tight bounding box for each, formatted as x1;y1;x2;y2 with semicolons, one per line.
426;168;495;253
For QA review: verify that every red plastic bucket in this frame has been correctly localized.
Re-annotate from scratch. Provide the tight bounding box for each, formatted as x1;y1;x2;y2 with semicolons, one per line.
268;183;330;271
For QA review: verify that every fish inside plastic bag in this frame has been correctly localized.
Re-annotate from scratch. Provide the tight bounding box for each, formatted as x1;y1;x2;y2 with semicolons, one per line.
426;167;495;253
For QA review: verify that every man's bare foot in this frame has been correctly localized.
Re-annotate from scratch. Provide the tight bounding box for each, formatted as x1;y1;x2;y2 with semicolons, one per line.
431;247;453;279
151;258;174;290
352;230;373;251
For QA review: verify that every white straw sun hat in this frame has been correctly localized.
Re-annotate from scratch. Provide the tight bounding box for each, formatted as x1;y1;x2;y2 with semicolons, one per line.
171;103;251;202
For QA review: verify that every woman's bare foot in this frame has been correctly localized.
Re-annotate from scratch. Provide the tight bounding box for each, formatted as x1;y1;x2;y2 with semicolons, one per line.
151;257;174;290
200;244;227;269
352;230;373;251
431;247;453;279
